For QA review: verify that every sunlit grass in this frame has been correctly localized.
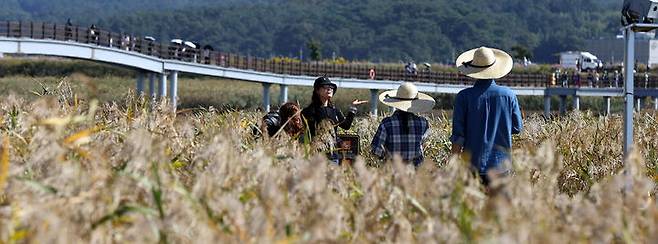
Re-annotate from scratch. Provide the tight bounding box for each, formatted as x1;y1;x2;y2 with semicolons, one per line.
0;74;391;113
0;79;656;242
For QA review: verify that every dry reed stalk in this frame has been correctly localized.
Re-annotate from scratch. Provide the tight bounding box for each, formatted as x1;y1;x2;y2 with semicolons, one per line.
0;135;9;193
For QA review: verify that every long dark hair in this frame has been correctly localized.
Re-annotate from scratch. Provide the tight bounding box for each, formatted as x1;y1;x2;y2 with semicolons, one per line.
311;88;334;107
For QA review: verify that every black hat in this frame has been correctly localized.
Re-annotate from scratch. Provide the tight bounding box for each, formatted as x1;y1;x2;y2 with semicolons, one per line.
313;76;338;94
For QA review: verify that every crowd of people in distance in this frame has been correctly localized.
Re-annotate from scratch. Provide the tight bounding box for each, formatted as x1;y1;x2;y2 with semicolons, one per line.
65;19;213;62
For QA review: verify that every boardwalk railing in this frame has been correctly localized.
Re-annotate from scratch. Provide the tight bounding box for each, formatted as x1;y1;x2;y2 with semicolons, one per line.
2;20;657;88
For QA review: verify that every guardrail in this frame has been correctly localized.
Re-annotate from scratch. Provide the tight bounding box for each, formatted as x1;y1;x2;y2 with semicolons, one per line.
2;20;658;88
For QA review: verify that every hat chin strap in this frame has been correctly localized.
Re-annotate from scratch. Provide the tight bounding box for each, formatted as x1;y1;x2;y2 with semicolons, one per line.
463;59;496;68
385;94;418;101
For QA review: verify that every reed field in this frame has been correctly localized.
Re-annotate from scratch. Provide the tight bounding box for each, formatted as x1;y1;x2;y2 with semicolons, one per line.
0;77;656;243
0;57;640;113
0;74;387;113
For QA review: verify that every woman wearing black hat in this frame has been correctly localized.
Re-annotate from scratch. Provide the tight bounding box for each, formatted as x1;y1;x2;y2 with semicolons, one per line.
302;76;367;145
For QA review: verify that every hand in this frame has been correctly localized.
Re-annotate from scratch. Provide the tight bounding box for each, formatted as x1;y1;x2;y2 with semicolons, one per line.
352;99;368;106
450;144;463;154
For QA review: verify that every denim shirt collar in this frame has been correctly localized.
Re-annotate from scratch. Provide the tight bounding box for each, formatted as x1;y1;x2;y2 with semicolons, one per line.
474;79;496;87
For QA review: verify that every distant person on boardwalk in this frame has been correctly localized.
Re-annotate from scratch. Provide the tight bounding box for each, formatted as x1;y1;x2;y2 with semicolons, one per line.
560;71;568;87
587;70;594;87
129;35;136;51
302;76;368;163
65;18;73;41
371;82;435;167
405;61;418;76
120;33;130;51
144;36;156;55
450;46;523;186
548;70;557;87
422;62;432;73
202;45;214;64
88;24;98;44
573;71;581;88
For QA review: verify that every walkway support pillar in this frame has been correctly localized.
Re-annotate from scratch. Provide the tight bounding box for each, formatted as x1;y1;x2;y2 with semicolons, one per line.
159;72;168;98
370;89;378;116
559;95;567;115
604;96;611;116
136;72;145;96
543;95;551;118
263;83;271;112
573;95;580;111
149;73;156;99
654;97;658;110
279;84;288;104
169;71;178;111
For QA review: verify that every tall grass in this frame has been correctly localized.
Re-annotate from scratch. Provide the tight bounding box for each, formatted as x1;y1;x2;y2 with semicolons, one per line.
0;81;656;242
0;74;378;112
2;74;640;116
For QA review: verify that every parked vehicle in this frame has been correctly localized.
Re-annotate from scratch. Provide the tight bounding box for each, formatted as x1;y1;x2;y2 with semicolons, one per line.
559;51;603;72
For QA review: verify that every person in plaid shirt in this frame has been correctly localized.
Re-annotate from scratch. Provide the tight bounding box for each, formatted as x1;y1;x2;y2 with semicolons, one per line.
371;82;436;166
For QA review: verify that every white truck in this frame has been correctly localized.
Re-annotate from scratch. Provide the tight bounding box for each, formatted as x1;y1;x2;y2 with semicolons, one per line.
559;51;603;72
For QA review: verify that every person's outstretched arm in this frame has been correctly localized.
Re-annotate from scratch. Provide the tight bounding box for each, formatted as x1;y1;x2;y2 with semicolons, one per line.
337;100;368;130
337;106;357;130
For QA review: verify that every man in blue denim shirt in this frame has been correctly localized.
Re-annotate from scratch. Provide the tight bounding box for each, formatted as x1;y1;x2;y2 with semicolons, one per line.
450;47;523;185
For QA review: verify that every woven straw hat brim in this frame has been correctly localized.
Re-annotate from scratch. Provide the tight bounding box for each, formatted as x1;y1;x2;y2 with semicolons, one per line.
378;90;435;113
456;48;513;79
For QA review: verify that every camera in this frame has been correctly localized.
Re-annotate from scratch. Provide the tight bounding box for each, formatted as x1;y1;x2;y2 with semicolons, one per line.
622;0;658;29
262;112;281;137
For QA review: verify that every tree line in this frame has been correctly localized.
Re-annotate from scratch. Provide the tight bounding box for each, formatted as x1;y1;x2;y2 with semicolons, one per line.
0;0;621;63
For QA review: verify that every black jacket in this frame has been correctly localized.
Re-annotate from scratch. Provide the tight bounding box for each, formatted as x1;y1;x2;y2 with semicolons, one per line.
302;104;356;138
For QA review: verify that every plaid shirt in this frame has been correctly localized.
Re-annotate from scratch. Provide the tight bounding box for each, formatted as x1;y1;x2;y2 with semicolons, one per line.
371;111;430;165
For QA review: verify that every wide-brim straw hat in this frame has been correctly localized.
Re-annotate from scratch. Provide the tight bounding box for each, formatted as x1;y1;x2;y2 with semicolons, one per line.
379;82;435;113
456;46;513;79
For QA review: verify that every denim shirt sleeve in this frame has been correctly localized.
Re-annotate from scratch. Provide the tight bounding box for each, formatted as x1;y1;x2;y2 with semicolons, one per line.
450;92;466;146
511;95;523;134
371;122;387;158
